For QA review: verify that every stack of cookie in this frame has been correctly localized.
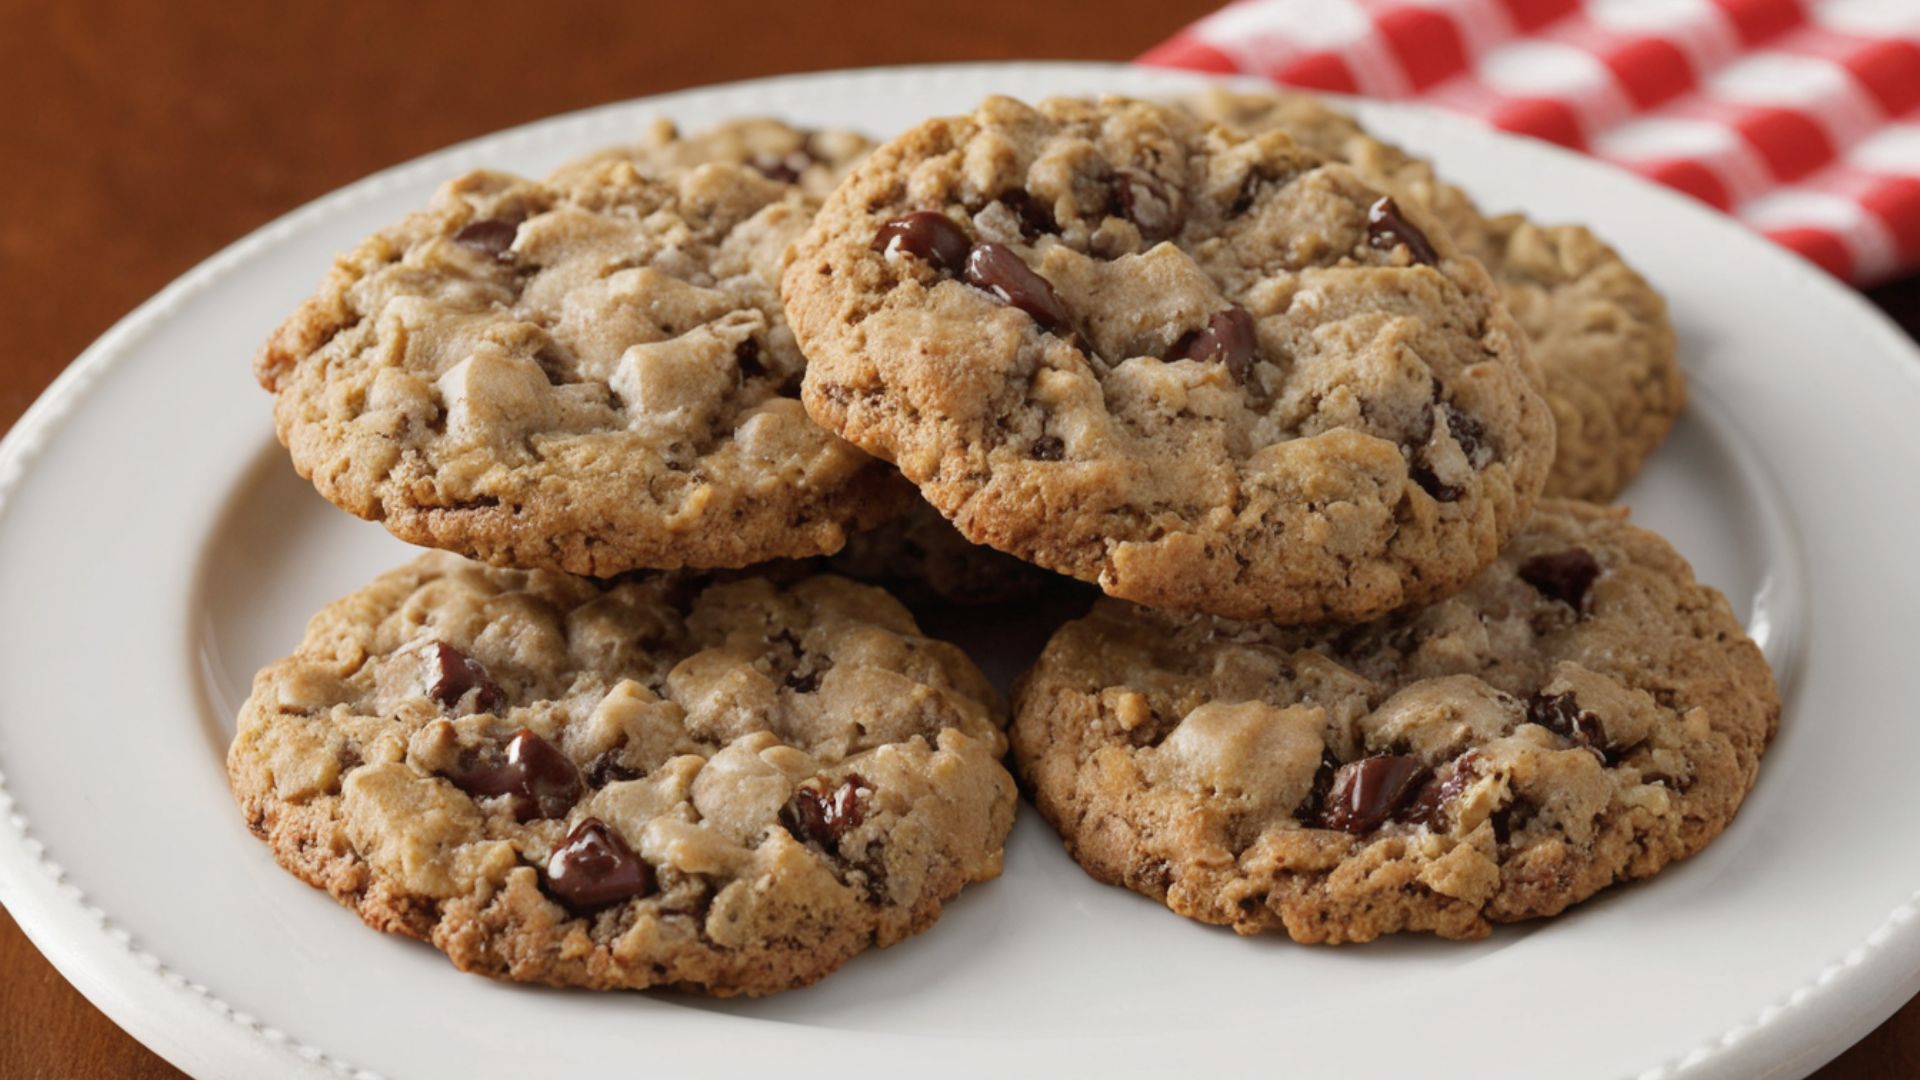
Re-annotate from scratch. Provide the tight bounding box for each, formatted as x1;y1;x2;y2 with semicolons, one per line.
229;94;1779;995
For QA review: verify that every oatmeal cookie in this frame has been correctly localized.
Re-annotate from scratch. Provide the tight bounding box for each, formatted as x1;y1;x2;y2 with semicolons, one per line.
258;145;905;575
1012;499;1777;943
784;95;1553;623
229;554;1015;995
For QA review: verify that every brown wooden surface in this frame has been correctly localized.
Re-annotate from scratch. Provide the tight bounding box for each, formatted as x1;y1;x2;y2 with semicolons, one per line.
0;1;1916;1076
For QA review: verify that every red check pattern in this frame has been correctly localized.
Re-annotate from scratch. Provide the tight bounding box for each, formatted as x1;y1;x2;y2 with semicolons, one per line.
1141;0;1920;282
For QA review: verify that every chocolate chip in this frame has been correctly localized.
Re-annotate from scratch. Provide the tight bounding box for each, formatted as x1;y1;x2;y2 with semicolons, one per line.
507;729;581;819
749;149;814;184
445;728;582;822
784;669;821;694
1527;691;1609;751
781;774;868;848
1491;797;1536;846
1401;753;1478;828
1518;548;1602;612
1030;434;1065;461
964;243;1071;335
585;751;642;788
1293;751;1341;825
424;641;503;714
1320;755;1428;834
453;218;519;259
1410;463;1463;502
1109;167;1175;239
997;189;1058;240
734;337;765;380
1445;404;1491;468
1366;197;1438;267
871;211;971;274
1167;306;1258;383
546;817;654;910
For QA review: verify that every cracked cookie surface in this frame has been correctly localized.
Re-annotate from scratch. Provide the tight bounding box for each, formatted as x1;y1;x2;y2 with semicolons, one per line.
1190;91;1684;502
228;553;1015;995
784;95;1554;624
257;135;905;576
1011;499;1777;943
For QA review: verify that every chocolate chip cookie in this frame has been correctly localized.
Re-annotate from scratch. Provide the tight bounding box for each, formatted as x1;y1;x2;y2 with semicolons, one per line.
1190;91;1684;502
257;146;906;576
228;553;1016;995
1011;499;1777;943
784;95;1554;624
548;117;873;200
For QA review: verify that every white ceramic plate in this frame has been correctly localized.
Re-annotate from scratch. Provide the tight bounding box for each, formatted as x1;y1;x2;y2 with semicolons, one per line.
1;62;1914;1080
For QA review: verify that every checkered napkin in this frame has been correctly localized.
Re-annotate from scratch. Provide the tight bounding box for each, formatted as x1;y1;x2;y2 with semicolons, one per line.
1141;0;1920;283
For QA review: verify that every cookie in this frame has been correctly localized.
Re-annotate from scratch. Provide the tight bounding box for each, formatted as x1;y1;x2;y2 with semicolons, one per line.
228;553;1016;995
548;117;873;200
830;499;1069;606
1011;499;1777;943
256;146;906;576
1189;91;1684;501
784;95;1554;624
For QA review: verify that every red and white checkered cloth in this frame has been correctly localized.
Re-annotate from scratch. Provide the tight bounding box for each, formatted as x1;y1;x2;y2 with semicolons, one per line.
1141;0;1920;283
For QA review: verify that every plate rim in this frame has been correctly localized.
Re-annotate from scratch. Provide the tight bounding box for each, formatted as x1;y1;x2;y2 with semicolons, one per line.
2;59;1918;1080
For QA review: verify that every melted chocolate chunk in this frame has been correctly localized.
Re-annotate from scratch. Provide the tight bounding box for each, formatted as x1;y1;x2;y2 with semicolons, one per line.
546;818;654;910
781;774;868;848
1410;463;1463;502
1518;548;1603;612
964;243;1071;334
1167;307;1258;383
1528;692;1608;750
1401;753;1478;828
784;669;821;694
446;728;582;821
1445;404;1490;468
1030;434;1065;461
1365;197;1438;266
452;218;519;259
734;337;766;380
749;149;814;184
871;211;971;274
997;188;1059;240
424;641;503;713
1320;755;1428;834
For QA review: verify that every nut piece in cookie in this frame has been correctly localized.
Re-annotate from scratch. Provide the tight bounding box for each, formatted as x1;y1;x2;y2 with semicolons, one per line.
784;95;1554;624
1011;499;1779;943
228;553;1017;995
257;128;907;576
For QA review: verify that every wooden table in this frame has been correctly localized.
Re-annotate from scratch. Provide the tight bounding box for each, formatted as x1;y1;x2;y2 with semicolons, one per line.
1;1;1915;1075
